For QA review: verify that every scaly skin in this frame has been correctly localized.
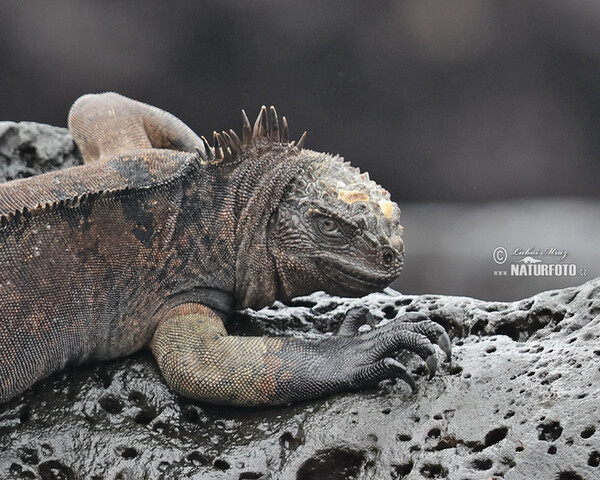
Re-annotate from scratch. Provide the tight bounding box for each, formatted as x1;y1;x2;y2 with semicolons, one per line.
0;92;450;405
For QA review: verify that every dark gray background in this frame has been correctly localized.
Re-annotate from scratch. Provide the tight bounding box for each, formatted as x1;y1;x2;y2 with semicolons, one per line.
1;1;598;300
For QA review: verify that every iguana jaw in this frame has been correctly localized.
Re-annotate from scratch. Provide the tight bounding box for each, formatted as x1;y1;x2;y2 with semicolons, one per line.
316;256;402;295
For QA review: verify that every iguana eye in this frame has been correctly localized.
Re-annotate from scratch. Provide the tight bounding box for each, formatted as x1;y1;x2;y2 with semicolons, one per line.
322;218;336;232
317;216;341;236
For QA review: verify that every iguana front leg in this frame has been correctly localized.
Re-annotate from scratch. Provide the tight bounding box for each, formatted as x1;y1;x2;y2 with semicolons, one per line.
150;303;451;406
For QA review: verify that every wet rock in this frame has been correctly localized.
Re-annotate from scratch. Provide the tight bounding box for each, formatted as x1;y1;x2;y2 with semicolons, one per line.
1;123;599;479
1;280;599;479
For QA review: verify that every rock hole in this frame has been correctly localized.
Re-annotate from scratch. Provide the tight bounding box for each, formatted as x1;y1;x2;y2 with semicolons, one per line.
547;445;557;455
133;407;156;425
465;440;484;453
433;436;459;451
99;395;123;414
382;408;391;414
588;451;600;467
19;447;39;465
471;319;488;336
18;145;38;168
391;461;413;478
395;298;413;306
10;463;22;475
127;391;146;406
280;431;301;450
504;411;515;419
496;324;519;341
556;472;584;480
427;428;441;439
485;427;508;447
419;463;448;479
447;364;463;375
471;458;492;470
486;346;497;354
580;426;595;438
120;447;137;459
382;305;397;319
537;421;563;442
214;459;230;470
239;472;264;479
433;414;442;420
38;461;75;480
187;451;210;466
515;445;524;452
19;405;31;424
296;448;365;480
182;406;200;423
97;370;111;389
396;434;411;442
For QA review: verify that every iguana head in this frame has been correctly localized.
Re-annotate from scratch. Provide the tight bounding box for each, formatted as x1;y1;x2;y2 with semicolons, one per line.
267;150;404;301
200;106;404;308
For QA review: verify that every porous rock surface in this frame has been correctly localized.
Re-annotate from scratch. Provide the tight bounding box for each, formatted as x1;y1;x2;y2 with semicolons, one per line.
0;122;82;182
0;122;599;480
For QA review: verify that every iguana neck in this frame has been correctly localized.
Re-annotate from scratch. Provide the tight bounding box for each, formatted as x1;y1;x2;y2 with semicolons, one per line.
230;146;307;310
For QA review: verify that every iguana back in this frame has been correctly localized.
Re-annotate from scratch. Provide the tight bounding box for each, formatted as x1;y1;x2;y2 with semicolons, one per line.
0;150;206;400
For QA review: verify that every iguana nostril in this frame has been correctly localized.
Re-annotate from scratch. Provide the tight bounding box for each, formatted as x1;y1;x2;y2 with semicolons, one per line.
381;248;395;267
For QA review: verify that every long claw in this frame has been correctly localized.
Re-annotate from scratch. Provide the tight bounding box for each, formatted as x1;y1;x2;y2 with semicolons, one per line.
383;287;401;296
384;358;417;392
438;332;452;362
426;354;437;380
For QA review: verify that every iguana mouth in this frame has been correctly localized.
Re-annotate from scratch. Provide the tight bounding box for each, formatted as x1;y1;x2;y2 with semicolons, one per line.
316;258;400;293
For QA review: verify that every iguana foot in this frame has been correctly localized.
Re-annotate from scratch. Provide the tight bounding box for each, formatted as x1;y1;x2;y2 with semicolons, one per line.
152;304;452;406
331;307;452;392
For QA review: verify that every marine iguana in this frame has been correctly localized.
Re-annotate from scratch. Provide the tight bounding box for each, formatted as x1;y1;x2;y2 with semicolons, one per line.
0;93;450;406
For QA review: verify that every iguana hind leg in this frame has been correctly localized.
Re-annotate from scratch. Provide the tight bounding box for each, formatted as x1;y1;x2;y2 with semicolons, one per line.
68;92;204;163
150;303;451;406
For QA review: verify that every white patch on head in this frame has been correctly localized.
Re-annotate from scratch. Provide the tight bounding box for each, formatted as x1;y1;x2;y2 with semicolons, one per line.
338;189;370;204
378;199;394;219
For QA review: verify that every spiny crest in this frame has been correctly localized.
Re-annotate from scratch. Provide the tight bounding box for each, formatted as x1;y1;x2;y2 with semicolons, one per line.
195;106;307;165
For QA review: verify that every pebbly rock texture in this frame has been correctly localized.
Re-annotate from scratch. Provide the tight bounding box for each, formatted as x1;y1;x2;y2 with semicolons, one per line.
0;122;82;183
0;122;599;480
